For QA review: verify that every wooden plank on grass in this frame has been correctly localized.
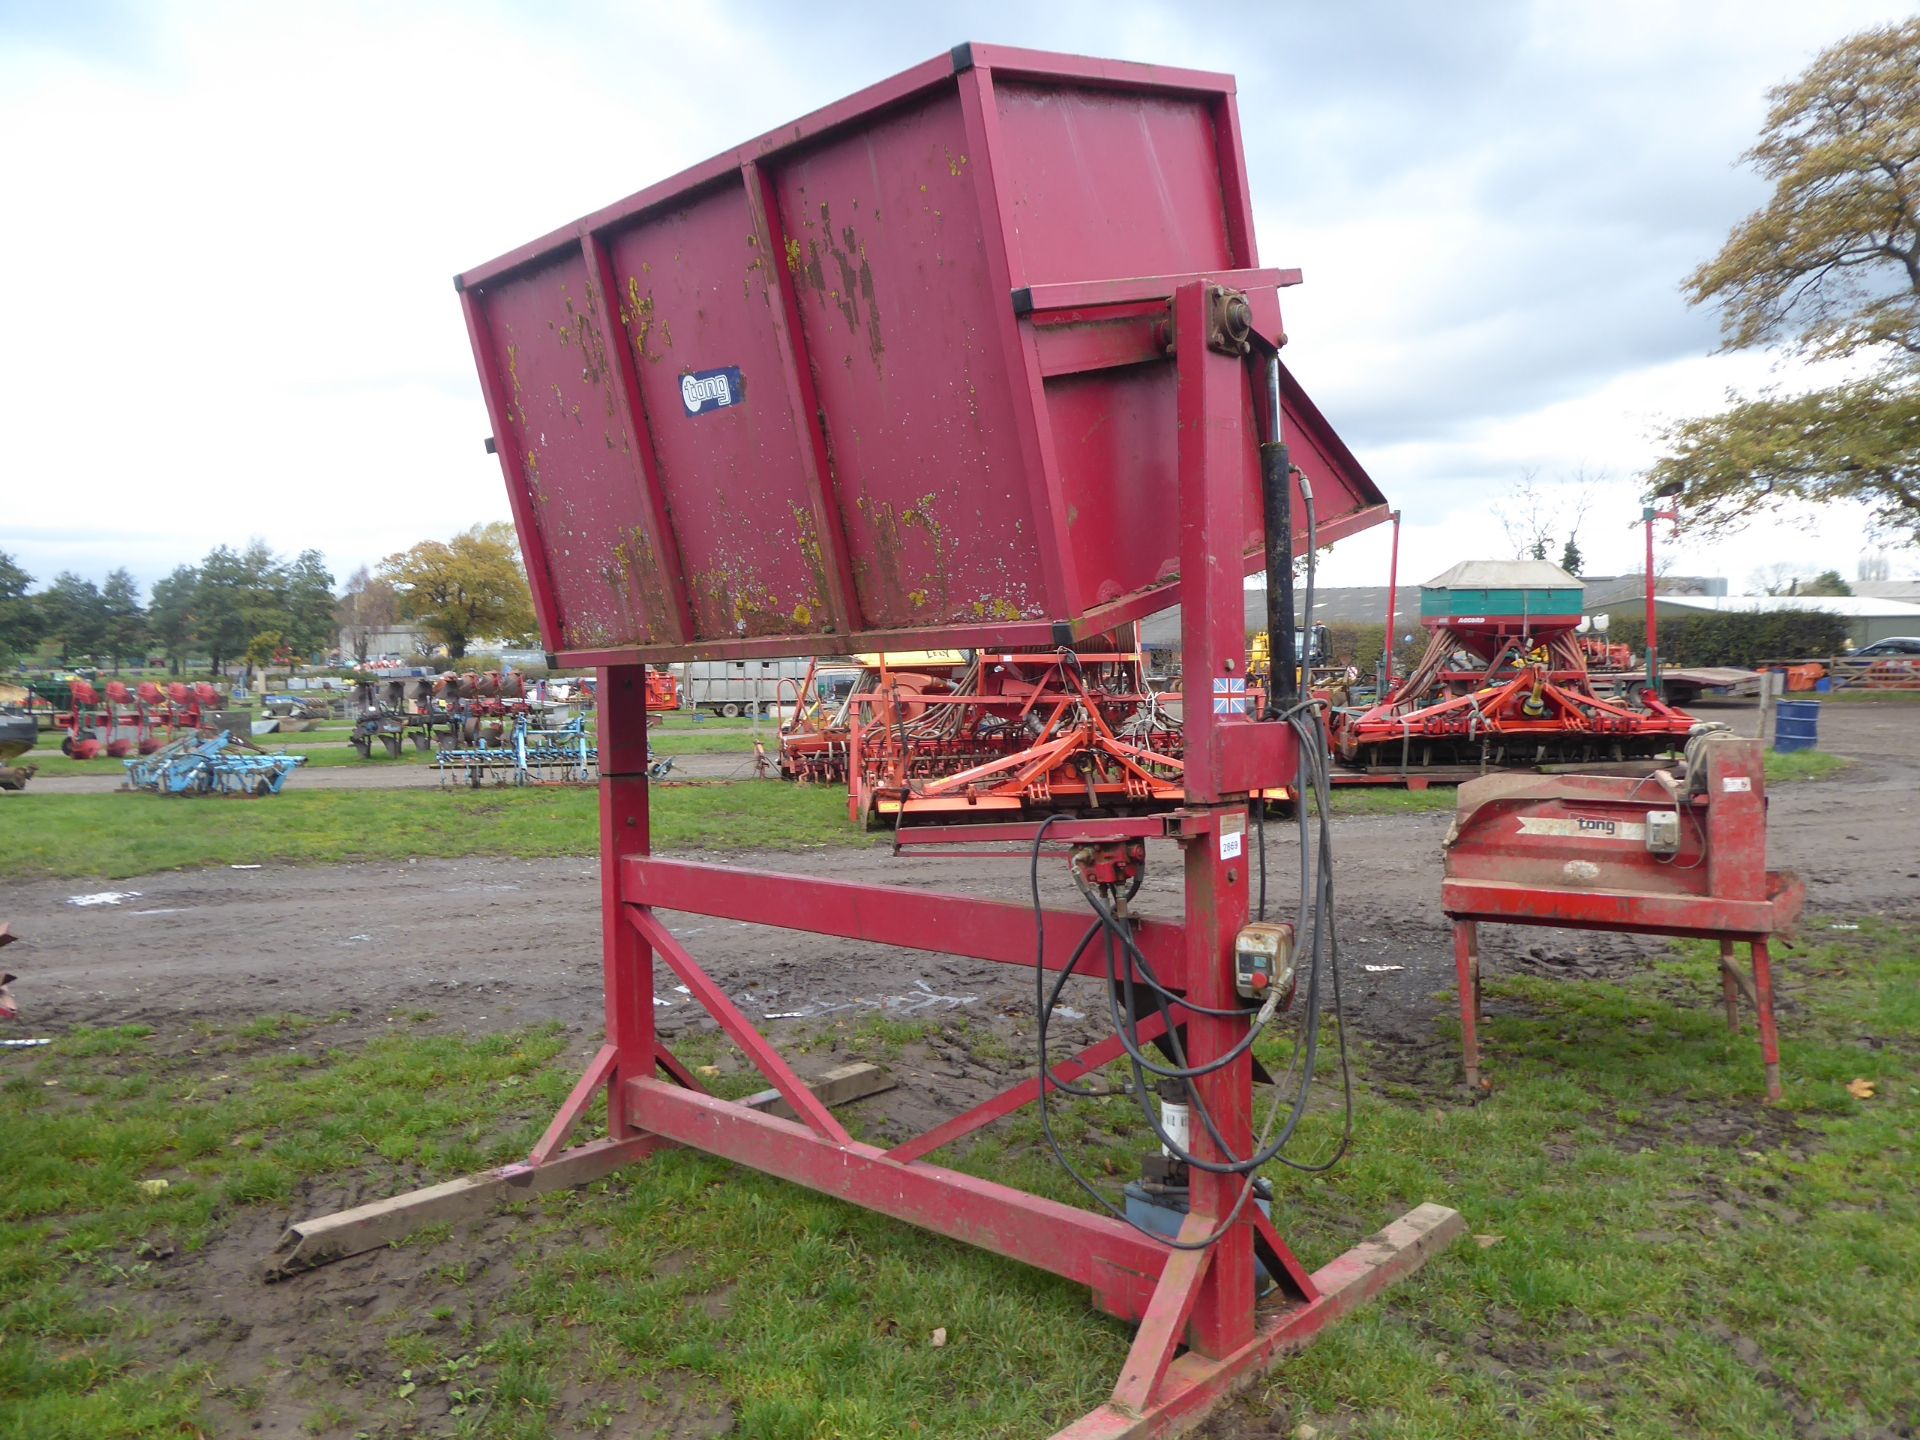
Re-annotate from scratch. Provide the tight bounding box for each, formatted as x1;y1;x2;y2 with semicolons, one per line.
267;1063;892;1280
738;1061;894;1120
267;1136;659;1280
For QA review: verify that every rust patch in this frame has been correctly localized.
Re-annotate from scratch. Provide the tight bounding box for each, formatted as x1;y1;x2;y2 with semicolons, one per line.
969;597;1023;622
601;527;668;645
505;342;528;427
788;503;831;628
568;278;623;427
793;209;884;368
690;564;781;639
855;492;950;620
625;277;669;364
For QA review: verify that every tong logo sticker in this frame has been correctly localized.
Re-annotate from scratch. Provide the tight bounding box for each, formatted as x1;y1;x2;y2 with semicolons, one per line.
1516;814;1647;842
680;367;744;415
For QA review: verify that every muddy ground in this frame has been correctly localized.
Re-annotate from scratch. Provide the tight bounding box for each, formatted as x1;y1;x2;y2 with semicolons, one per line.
5;698;1916;1437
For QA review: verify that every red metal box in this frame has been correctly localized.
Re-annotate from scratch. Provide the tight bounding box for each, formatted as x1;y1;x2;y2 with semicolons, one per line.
458;44;1387;663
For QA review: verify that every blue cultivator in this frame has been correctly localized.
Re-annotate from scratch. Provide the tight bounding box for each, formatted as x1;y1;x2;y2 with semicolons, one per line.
436;713;606;787
123;731;307;797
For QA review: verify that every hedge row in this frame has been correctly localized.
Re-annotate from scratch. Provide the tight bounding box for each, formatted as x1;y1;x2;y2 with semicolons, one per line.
1607;610;1849;668
1290;609;1850;673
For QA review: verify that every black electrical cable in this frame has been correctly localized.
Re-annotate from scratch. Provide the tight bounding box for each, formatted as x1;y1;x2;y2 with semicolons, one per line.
1076;847;1328;1173
1032;828;1149;1102
1266;700;1356;1174
1027;819;1267;1249
1021;353;1358;1240
1082;484;1354;1178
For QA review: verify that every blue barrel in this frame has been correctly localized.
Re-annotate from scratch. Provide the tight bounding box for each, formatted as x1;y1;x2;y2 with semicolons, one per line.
1775;699;1820;753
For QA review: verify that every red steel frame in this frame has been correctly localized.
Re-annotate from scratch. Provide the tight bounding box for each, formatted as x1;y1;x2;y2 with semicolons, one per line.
292;280;1459;1437
593;289;1456;1433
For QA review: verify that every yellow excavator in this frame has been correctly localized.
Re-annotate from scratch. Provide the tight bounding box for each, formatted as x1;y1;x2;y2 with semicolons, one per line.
1246;624;1339;693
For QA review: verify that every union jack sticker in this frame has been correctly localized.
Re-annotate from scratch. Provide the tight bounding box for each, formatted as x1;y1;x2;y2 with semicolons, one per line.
1211;676;1248;715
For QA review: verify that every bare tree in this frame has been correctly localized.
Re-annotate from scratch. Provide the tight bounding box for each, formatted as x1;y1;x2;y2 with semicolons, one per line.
335;565;400;665
1497;467;1599;569
1858;549;1891;583
1750;562;1798;596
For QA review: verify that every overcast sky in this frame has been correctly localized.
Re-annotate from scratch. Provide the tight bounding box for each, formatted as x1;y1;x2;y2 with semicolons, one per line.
3;0;1914;604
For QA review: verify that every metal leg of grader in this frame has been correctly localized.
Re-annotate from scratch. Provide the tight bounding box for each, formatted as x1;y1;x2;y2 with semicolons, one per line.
1751;939;1783;1103
1453;920;1483;1090
1715;935;1783;1103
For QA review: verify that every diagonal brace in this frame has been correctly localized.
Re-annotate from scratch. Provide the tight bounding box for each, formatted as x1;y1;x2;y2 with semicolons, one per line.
626;907;853;1145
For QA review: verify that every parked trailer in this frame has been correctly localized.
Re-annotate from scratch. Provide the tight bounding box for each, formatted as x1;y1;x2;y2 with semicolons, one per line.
676;658;814;717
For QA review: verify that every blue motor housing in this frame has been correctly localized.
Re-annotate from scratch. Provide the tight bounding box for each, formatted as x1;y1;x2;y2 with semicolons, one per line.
1122;1177;1279;1293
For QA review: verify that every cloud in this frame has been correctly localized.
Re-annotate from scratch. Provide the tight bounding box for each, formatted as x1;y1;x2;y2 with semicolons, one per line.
0;0;1911;606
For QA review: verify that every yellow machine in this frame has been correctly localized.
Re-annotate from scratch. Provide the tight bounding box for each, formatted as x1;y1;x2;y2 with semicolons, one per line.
1247;624;1337;690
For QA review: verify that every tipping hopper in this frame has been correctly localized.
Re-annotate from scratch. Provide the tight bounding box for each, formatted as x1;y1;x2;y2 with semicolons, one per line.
457;44;1387;664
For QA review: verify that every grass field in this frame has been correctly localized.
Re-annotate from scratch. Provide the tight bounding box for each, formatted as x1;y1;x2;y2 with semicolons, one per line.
0;782;873;879
2;915;1913;1437
3;741;1851;878
1824;688;1920;703
14;718;758;777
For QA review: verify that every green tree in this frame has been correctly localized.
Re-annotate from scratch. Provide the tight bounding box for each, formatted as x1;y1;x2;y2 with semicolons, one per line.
1798;568;1854;596
1559;536;1585;576
148;565;199;676
1651;19;1920;541
99;568;147;674
0;552;41;662
382;522;536;660
244;630;286;688
1652;376;1920;540
37;572;107;665
278;549;337;660
194;543;281;679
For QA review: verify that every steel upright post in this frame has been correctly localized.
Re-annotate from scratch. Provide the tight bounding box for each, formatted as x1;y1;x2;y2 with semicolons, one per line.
1382;509;1402;695
597;664;655;1134
1174;281;1257;1356
1643;506;1660;698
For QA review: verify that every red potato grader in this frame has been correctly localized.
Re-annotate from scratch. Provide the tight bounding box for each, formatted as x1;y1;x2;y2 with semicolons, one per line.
54;679;225;759
289;46;1506;1438
1443;728;1803;1101
1331;561;1696;772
